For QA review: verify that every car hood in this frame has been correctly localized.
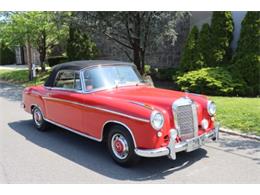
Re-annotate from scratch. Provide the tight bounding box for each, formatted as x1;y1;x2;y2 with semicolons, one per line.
97;85;207;111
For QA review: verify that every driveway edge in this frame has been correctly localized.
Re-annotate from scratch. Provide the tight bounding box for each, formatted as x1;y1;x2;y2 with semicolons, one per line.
220;127;260;141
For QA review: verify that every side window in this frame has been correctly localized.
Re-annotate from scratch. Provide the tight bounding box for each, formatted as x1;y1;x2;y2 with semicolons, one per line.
74;72;82;90
54;70;82;90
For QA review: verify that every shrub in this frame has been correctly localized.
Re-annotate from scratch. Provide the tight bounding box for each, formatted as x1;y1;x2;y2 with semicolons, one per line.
0;42;16;65
232;12;260;96
157;68;178;81
180;26;204;72
176;67;247;96
231;54;260;96
67;26;98;61
209;11;234;66
47;56;68;67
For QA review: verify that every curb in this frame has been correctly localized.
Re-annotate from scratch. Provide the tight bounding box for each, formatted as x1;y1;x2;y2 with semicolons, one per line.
220;128;260;141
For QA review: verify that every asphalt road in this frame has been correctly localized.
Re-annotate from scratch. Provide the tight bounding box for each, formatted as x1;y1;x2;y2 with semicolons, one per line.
0;81;260;183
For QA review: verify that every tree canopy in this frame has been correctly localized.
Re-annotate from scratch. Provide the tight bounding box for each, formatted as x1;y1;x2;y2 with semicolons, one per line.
74;11;189;74
0;12;69;74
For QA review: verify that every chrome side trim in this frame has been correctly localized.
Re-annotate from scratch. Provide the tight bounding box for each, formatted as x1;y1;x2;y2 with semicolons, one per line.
129;101;154;110
102;120;137;147
42;96;150;123
31;104;137;144
44;118;102;142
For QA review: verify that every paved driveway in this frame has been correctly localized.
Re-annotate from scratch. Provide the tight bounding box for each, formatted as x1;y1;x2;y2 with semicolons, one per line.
0;65;27;70
0;81;259;183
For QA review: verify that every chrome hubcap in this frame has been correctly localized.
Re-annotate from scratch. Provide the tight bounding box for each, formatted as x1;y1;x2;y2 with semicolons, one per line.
33;109;43;126
111;133;129;160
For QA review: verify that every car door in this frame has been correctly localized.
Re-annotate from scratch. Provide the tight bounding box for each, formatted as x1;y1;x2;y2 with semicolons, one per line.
44;70;84;131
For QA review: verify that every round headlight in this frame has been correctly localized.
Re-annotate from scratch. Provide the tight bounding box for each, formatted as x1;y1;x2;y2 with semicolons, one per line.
150;110;164;130
207;101;216;116
201;119;209;130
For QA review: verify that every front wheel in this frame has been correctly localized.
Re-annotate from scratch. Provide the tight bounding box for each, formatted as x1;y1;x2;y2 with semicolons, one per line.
107;125;140;167
32;107;49;131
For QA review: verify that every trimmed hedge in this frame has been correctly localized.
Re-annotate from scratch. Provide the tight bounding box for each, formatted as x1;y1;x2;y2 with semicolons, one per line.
176;67;247;96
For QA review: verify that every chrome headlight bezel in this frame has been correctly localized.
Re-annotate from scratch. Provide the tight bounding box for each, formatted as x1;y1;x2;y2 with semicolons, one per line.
150;110;164;131
207;101;216;116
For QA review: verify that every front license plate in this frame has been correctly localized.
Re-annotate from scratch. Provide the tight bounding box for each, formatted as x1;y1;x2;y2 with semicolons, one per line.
187;137;203;152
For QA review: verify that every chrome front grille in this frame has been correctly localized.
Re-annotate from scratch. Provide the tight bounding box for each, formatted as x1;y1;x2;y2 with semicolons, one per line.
172;98;198;140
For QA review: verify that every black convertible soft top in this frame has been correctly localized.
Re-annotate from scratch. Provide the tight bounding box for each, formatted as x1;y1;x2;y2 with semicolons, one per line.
44;60;134;87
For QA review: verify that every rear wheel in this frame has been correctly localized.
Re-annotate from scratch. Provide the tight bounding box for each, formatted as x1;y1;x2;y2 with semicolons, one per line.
107;125;140;167
32;107;49;131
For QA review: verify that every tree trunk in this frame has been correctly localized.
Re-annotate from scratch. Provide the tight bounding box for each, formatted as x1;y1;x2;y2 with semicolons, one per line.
133;44;141;73
39;30;46;72
132;12;143;74
26;40;33;81
140;49;145;74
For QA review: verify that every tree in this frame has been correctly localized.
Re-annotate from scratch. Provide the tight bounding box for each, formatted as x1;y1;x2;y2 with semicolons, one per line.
67;25;98;61
75;12;188;74
232;12;260;96
0;12;69;79
209;11;234;66
197;23;211;67
180;26;204;72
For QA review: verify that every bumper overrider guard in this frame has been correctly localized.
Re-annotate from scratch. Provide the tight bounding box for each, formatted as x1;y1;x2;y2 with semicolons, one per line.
135;123;220;160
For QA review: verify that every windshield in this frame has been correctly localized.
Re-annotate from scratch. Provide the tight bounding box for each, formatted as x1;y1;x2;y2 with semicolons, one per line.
83;65;145;91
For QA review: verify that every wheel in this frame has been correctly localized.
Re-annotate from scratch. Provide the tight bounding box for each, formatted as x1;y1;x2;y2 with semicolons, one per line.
107;125;140;167
32;107;49;131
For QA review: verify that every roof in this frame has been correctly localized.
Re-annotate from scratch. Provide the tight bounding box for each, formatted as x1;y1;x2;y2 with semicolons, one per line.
44;60;134;87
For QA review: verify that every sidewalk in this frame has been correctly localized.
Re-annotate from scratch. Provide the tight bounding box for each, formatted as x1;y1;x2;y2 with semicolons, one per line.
0;64;27;70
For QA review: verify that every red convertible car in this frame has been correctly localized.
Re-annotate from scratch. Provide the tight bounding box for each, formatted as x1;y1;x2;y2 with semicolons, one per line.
22;60;219;166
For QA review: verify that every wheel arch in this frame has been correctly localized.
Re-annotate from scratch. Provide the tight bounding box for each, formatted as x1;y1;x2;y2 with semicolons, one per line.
102;120;137;148
30;104;44;117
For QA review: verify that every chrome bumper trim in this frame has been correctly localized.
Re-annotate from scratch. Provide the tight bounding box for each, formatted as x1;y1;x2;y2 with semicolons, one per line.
135;123;220;159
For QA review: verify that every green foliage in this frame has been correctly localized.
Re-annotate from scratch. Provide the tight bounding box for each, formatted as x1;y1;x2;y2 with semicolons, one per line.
47;56;68;67
0;41;15;65
157;68;178;81
211;96;260;135
209;11;234;66
0;69;50;87
231;54;260;96
176;67;246;96
76;12;189;74
67;26;98;61
180;26;204;72
231;12;260;96
197;23;211;66
1;12;69;67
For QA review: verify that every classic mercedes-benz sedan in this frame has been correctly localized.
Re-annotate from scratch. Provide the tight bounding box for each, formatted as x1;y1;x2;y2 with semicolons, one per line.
22;60;219;166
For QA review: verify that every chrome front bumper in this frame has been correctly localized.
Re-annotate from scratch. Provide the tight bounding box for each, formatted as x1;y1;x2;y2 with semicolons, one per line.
135;123;219;160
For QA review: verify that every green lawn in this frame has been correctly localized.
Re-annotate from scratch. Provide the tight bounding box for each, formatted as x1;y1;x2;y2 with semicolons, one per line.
0;69;259;135
211;96;260;135
0;69;50;87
